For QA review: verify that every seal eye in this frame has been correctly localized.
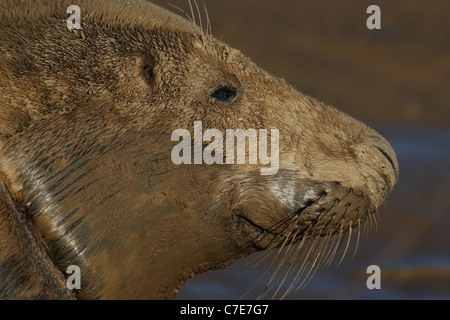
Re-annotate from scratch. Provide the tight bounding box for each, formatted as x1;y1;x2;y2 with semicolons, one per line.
142;63;154;84
211;86;237;102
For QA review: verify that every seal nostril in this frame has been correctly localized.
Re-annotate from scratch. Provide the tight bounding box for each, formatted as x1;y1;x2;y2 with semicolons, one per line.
365;131;399;181
375;145;398;180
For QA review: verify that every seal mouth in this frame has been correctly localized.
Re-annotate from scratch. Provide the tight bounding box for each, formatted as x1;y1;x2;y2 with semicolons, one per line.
234;183;378;299
236;184;377;251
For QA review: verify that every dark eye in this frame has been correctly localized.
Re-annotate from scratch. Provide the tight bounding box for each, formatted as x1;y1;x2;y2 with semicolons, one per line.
211;86;237;102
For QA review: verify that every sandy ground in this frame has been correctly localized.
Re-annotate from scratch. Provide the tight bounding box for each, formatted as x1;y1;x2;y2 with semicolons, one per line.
150;0;450;299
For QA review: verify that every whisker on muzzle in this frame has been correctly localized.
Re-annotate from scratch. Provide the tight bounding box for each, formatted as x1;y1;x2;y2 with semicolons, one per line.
239;185;378;300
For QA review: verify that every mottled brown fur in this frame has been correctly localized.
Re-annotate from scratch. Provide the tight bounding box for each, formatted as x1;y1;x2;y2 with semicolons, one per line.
0;0;398;299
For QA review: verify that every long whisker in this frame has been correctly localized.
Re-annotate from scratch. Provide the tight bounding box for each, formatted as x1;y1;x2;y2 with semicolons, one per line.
320;230;338;268
291;230;321;293
245;242;278;269
276;240;305;298
373;209;379;234
187;0;196;27
249;211;299;246
351;218;361;260
240;187;368;299
266;220;312;299
193;0;203;33
281;226;326;298
202;1;212;37
255;223;308;300
325;222;345;267
254;219;312;300
268;203;332;299
249;203;316;255
240;225;296;299
338;220;352;266
296;251;322;292
367;211;373;236
241;208;311;274
260;233;297;293
168;3;195;24
259;242;297;300
278;205;331;293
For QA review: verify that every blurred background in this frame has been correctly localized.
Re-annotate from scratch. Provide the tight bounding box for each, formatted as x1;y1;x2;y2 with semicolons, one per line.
151;0;450;299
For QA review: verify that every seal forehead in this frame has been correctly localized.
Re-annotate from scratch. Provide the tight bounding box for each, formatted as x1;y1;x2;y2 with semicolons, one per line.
192;36;242;62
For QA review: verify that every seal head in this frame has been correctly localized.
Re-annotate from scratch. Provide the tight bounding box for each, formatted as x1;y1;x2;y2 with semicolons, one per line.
0;0;398;299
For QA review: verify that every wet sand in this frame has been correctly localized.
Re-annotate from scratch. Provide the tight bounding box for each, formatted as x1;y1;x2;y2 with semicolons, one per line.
151;0;450;299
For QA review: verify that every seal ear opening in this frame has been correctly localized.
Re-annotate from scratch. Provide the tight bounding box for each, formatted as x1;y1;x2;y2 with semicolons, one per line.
142;60;155;85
